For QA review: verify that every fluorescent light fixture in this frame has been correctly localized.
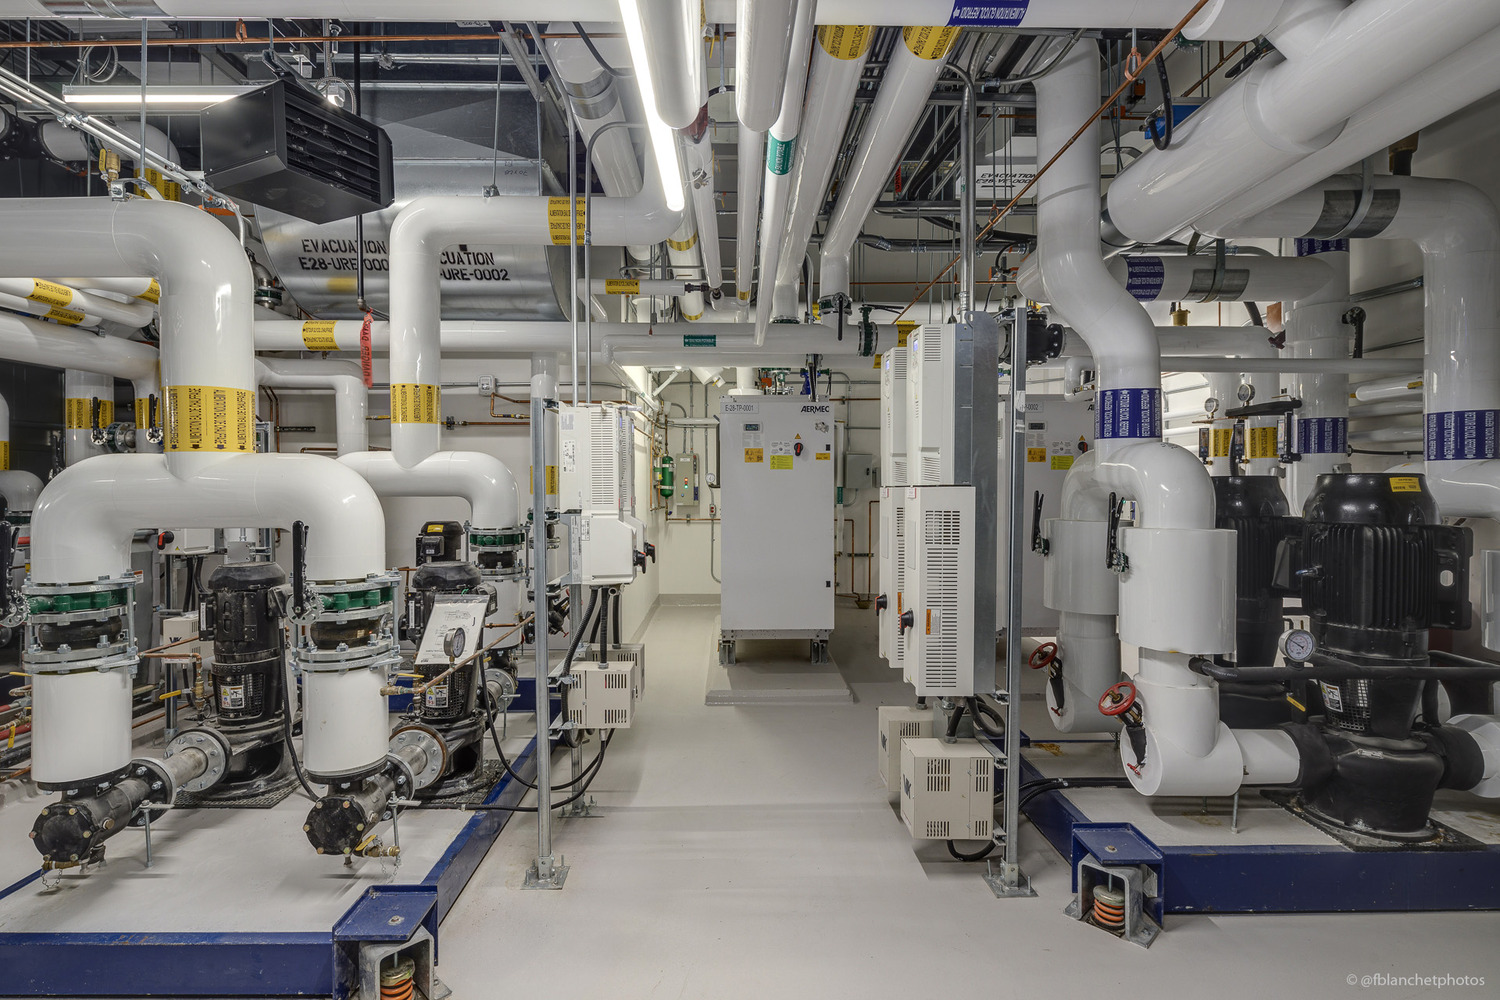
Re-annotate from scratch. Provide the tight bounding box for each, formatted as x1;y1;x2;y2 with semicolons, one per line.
62;85;255;111
618;0;686;213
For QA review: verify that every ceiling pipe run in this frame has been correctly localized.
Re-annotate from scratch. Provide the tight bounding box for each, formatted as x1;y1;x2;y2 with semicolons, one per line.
736;0;796;130
1103;254;1333;305
771;23;874;321
633;0;708;129
819;26;962;309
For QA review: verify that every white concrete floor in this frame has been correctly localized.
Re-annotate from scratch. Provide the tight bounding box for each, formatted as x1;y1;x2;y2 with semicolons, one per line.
438;601;1500;1000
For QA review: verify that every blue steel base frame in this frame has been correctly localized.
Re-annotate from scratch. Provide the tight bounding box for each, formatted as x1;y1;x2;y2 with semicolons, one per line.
0;736;539;998
1019;745;1500;918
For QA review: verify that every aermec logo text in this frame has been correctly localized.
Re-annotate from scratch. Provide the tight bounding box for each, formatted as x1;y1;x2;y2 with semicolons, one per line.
801;405;832;413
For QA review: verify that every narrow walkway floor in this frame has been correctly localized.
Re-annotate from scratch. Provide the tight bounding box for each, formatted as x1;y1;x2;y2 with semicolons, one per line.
439;601;1500;999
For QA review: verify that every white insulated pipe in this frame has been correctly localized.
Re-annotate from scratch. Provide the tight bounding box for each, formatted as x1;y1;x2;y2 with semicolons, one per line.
1354;375;1422;403
63;369;113;466
664;211;709;320
634;0;707;129
819;26;961;306
338;451;520;533
0;393;42;511
734;125;764;307
1104;254;1332;304
1107;0;1500;244
256;357;369;456
383;162;681;467
771;24;874;320
0;278;154;329
683;126;723;290
753;0;816;342
736;0;797;130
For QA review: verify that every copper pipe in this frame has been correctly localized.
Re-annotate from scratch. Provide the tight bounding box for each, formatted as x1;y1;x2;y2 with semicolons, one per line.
1185;40;1249;97
895;0;1215;320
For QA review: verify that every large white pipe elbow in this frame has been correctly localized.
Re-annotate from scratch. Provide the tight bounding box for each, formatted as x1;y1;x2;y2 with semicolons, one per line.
0;471;42;512
338;450;521;531
256;357;369;456
31;453;385;585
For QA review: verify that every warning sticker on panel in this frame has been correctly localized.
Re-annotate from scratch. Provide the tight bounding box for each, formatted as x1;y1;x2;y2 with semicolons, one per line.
165;385;255;453
220;684;246;711
816;452;831;460
1319;681;1344;713
547;196;586;245
391;383;441;424
1027;447;1046;463
424;681;451;709
604;278;640;295
744;448;764;463
1390;476;1422;493
769;455;793;470
1049;440;1074;471
302;320;339;350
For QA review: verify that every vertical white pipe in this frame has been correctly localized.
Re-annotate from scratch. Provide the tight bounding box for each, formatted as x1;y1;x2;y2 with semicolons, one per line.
771;24;874;318
753;0;816;342
256;357;369;456
683;124;723;290
735;126;765;307
63;369;113;466
736;0;796;131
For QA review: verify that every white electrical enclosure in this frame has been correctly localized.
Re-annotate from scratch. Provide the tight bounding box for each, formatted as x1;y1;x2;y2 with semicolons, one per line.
877;485;908;672
905;324;957;486
902;485;976;697
559;403;638;587
718;394;835;636
999;391;1095;634
878;705;933;794
880;345;909;487
567;661;636;729
899;738;995;842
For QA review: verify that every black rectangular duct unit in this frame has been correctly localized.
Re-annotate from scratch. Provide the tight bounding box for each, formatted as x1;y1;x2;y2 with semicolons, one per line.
201;81;393;223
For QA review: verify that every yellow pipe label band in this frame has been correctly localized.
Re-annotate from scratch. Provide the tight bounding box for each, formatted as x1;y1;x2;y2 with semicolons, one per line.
45;306;86;326
135;397;154;430
604;279;640;295
1247;425;1279;460
138;279;161;304
165;384;255;453
667;231;699;252
1209;427;1233;459
301;320;340;351
65;397;113;430
680;308;704;321
0;441;8;470
391;383;441;424
28;279;74;308
547;197;586;246
737;290;750;302
896;320;917;348
902;26;960;60
817;25;874;60
529;465;559;494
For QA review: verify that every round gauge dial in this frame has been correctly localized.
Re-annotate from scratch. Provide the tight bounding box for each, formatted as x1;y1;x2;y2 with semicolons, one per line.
1203;396;1220;415
1237;382;1255;403
1279;628;1316;663
444;626;468;660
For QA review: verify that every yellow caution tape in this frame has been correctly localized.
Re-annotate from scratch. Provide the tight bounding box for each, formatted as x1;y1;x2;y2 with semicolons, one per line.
27;279;74;308
1247;425;1279;460
301;320;340;351
604;279;640;295
902;26;960;60
391;383;441;424
547;197;586;246
817;25;875;60
164;384;255;453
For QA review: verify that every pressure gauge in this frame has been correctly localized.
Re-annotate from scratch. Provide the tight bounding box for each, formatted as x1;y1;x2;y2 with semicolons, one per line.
1237;382;1255;403
1279;628;1316;663
443;626;468;660
1204;396;1219;415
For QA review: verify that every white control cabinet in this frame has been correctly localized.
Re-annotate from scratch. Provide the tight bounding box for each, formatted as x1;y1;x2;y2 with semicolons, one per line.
906;324;957;486
558;403;638;586
899;738;995;841
880;346;910;488
902;485;976;697
878;705;933;795
876;486;908;673
718;395;836;655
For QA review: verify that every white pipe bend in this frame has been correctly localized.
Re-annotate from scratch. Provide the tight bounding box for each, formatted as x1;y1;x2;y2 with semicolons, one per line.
256;358;369;456
0;471;42;511
1094;440;1216;531
31;453;385;585
338;450;521;531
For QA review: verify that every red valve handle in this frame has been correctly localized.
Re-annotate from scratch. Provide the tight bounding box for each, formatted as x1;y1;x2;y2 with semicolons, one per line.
1028;641;1059;670
1099;680;1137;717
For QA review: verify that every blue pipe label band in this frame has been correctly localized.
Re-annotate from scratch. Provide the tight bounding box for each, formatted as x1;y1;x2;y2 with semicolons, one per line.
948;1;1030;27
767;135;795;176
1123;256;1166;301
1297;416;1348;455
1294;238;1349;256
1426;409;1500;461
1096;387;1162;440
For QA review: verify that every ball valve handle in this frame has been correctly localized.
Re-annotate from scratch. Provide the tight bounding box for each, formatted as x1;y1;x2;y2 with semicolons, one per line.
89;397;107;446
0;522;24;628
289;520;319;625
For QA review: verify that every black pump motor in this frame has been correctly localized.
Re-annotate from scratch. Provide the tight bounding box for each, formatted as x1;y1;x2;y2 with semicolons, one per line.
204;562;289;728
1278;473;1479;839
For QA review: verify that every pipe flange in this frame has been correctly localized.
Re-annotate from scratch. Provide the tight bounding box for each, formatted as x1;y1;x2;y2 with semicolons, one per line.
485;666;518;709
390;724;447;791
166;727;230;793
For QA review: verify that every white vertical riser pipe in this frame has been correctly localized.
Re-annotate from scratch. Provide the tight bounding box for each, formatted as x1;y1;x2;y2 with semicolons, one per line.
735;127;765;307
753;0;816;342
683;129;723;291
666;213;708;320
1106;0;1500;245
635;0;707;129
256;358;369;456
63;369;113;466
819;26;961;306
736;0;796;130
771;24;875;318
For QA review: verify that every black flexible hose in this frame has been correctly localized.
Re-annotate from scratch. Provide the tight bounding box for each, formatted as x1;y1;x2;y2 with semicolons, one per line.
572;22;633;78
483;685;604;792
280;672;320;802
946;838;996;862
966;697;1005;739
416;731;614;813
1151;54;1172;151
944;701;967;740
563;588;601;677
